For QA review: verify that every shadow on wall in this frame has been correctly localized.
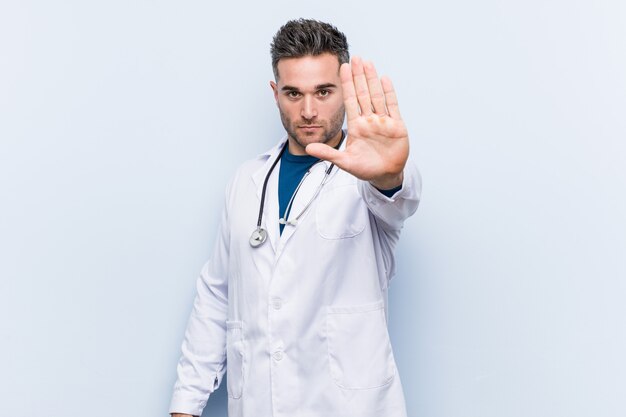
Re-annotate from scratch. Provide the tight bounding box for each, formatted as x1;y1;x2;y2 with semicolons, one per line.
201;376;228;417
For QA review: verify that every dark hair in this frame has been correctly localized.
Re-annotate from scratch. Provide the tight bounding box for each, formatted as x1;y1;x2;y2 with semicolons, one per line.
270;18;350;80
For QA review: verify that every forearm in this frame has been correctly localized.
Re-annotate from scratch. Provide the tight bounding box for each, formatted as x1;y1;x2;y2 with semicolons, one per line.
169;261;228;415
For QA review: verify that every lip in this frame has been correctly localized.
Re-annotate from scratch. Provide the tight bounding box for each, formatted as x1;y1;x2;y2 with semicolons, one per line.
299;125;321;129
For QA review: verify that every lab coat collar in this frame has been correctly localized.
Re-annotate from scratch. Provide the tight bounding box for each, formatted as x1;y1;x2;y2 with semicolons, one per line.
251;137;287;199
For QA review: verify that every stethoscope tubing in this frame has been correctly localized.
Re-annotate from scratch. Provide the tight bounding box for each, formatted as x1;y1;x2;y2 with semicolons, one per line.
256;141;288;230
251;132;345;247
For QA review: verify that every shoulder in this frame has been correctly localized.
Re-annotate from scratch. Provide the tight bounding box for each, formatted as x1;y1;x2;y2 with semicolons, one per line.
235;155;268;178
225;138;287;196
235;140;284;177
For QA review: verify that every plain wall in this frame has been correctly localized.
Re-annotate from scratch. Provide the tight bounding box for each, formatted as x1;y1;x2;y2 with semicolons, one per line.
1;1;625;416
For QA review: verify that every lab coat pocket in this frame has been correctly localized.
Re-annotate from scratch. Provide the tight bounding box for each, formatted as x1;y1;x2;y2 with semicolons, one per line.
316;183;367;239
326;300;395;390
226;320;245;399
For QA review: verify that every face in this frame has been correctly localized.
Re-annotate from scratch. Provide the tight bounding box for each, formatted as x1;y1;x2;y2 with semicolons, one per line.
270;53;345;155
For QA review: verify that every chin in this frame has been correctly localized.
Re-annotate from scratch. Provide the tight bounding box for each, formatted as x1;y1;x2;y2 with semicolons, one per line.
296;133;327;146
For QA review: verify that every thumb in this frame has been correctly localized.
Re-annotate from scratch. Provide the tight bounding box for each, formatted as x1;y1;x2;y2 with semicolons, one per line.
305;143;348;168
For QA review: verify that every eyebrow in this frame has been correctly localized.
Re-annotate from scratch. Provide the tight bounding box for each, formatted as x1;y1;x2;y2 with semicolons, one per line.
280;83;338;92
314;83;338;90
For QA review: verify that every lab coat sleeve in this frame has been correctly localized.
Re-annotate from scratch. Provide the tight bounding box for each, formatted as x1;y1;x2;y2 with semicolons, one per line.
168;179;233;416
357;160;421;287
357;159;421;232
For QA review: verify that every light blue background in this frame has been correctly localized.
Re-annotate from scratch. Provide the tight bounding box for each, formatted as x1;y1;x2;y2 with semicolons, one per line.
1;1;625;416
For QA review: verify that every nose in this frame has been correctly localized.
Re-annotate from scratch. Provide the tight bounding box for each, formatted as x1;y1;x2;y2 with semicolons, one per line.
301;95;317;120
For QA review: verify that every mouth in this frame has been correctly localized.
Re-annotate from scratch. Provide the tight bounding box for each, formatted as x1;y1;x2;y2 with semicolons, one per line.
298;125;322;131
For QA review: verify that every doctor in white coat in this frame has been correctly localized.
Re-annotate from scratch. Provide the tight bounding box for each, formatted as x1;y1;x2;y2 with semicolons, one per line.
169;19;421;417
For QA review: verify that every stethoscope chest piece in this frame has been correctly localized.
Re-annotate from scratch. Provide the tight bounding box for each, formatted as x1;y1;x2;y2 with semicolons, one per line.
249;227;268;248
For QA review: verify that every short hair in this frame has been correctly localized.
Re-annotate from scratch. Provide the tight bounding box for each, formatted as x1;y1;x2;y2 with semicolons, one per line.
270;18;350;80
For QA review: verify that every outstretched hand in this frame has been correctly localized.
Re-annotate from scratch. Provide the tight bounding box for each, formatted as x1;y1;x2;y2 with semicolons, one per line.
306;56;409;190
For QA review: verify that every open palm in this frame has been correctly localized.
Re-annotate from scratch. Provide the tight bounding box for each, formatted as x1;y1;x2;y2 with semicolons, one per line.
306;56;409;189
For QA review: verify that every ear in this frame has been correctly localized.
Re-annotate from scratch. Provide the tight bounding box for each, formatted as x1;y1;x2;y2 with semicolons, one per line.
269;81;279;104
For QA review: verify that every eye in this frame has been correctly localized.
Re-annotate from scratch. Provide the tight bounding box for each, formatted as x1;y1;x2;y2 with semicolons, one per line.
287;91;301;98
318;89;330;97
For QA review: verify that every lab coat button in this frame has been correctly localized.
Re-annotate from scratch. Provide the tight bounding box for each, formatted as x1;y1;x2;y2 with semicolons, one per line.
272;350;283;361
272;297;282;310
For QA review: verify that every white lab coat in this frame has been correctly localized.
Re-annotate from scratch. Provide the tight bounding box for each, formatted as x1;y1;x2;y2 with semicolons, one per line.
169;133;421;417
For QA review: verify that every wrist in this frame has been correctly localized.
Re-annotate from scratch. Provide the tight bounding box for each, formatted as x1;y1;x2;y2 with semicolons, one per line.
370;172;404;190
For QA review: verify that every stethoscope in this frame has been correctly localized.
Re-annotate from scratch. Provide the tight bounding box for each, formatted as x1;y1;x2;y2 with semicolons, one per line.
249;132;345;248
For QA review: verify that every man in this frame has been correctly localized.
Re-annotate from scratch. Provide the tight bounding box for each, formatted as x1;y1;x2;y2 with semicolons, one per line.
169;19;421;417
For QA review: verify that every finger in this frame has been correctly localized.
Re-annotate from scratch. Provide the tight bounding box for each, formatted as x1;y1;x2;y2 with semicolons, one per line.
363;61;386;116
305;143;350;170
339;63;359;122
381;76;402;120
351;56;373;116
